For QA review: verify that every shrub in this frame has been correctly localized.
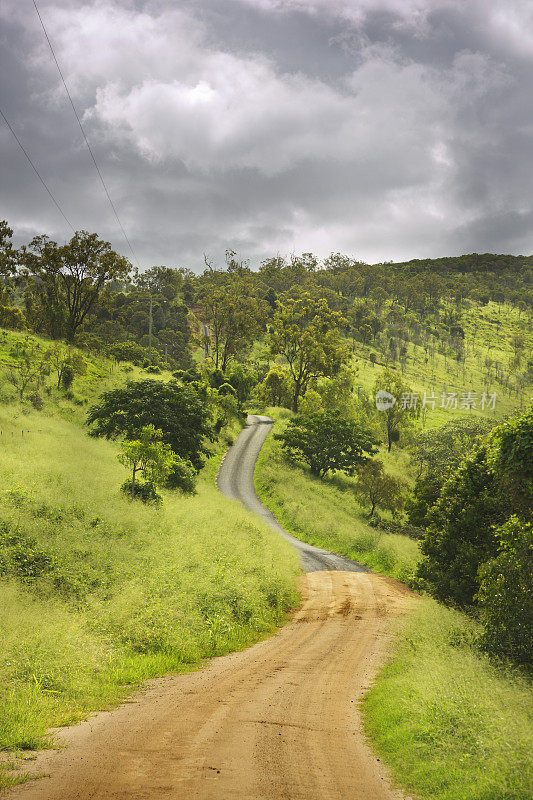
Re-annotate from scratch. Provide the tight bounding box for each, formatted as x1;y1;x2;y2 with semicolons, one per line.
107;341;147;365
29;393;43;410
117;425;192;498
120;479;163;504
60;364;75;390
477;517;533;665
275;410;378;478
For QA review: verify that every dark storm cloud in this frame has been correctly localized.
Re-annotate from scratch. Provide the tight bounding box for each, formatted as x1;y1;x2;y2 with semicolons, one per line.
0;0;532;270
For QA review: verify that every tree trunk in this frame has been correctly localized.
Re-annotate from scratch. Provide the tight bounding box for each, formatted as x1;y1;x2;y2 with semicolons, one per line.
292;382;301;413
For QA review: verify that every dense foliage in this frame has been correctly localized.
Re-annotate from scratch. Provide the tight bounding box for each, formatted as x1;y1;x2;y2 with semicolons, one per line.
87;379;213;478
275;410;378;477
415;407;532;664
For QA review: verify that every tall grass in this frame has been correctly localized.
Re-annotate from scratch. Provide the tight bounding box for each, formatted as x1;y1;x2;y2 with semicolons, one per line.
364;597;533;800
254;415;421;582
0;406;299;787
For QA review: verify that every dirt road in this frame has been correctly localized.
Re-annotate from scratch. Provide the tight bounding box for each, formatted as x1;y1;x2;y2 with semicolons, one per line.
11;571;412;800
10;415;413;799
217;415;370;573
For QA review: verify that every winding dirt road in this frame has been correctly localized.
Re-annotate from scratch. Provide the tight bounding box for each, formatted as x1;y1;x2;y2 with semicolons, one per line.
9;417;413;800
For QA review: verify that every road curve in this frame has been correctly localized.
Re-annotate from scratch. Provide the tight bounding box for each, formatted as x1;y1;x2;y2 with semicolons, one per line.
217;414;370;573
8;415;414;800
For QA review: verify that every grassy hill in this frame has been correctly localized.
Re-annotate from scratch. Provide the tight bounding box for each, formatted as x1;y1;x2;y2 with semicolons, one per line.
0;331;298;790
347;300;532;427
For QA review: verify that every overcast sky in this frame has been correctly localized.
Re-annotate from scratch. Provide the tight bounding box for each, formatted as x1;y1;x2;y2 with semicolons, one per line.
1;0;532;271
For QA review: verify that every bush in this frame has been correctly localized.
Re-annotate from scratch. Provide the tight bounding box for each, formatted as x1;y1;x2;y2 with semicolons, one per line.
107;341;147;366
120;479;162;504
29;393;43;410
167;455;197;494
60;364;75;390
477;517;533;665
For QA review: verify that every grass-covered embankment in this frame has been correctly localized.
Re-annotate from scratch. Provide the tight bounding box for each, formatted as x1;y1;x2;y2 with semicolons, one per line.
254;412;420;583
364;598;533;800
254;415;533;800
0;406;299;789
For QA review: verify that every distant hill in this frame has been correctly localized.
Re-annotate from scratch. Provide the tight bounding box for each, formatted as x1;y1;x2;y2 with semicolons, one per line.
383;253;533;274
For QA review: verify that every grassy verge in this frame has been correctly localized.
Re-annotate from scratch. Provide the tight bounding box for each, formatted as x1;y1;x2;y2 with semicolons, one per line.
364;597;533;800
0;406;299;789
254;412;420;582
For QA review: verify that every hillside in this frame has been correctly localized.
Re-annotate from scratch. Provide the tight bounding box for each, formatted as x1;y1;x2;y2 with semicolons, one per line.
0;332;298;789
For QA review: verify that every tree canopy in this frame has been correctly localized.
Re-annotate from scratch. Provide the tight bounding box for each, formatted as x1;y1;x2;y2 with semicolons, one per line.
22;230;130;341
270;288;349;412
275;410;378;477
87;379;213;475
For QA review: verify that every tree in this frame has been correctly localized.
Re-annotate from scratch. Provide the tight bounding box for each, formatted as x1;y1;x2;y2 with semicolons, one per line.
197;276;266;371
407;417;495;527
416;407;533;608
117;425;194;500
270;289;349;412
260;366;292;407
47;342;87;389
87;380;213;476
416;444;506;606
275;411;378;478
373;369;417;450
0;220;16;276
226;364;257;405
356;460;406;518
7;341;48;400
135;266;182;300
476;516;532;665
22;231;130;341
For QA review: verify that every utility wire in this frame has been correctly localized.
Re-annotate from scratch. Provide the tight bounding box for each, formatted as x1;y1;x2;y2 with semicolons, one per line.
32;0;140;266
0;105;75;231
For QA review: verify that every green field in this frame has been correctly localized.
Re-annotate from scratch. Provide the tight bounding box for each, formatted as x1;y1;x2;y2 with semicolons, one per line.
346;300;532;427
364;598;533;800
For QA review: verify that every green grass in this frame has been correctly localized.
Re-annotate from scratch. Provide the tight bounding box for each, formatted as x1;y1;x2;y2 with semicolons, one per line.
254;412;421;583
364;597;533;800
0;398;299;788
0;328;175;425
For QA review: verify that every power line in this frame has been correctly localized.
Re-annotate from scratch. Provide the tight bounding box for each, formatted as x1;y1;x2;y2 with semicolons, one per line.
0;105;74;231
32;0;140;266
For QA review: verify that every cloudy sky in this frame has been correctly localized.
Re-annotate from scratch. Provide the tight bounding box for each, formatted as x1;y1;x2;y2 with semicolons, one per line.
1;0;532;270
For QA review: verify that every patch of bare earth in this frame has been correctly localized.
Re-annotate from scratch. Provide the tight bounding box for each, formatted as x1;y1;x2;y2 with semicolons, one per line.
9;571;415;800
